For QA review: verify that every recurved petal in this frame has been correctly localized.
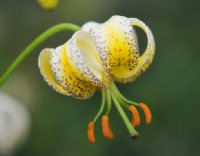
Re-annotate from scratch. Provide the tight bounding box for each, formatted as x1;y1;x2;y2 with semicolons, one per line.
101;15;140;81
67;30;110;88
38;48;70;96
50;45;65;85
122;18;155;83
53;44;96;99
84;24;112;79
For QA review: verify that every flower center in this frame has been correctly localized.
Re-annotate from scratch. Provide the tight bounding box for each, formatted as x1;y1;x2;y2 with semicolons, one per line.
87;82;152;143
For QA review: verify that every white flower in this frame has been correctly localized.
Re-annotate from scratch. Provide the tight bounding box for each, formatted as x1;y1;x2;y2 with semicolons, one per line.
0;92;31;155
38;15;155;143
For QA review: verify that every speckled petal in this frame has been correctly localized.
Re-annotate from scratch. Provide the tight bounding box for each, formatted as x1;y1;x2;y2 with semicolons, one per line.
50;45;74;95
67;31;110;88
38;48;70;96
81;16;154;83
50;45;66;85
101;15;140;81
123;18;155;83
50;44;96;99
83;24;112;82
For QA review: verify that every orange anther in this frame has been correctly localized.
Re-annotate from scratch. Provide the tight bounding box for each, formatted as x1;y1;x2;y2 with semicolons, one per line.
128;105;141;127
101;115;114;139
87;121;96;143
138;103;152;124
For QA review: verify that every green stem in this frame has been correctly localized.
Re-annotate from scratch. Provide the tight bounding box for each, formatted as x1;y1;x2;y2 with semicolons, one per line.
0;23;80;86
110;89;139;138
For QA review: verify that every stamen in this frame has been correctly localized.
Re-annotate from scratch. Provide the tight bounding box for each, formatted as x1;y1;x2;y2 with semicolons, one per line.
101;115;114;139
138;103;152;124
88;91;106;143
110;88;139;138
128;105;141;127
87;121;96;143
93;90;106;122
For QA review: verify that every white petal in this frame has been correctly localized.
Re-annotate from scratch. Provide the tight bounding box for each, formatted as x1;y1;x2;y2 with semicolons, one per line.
50;44;96;99
67;30;110;88
50;45;65;85
50;45;73;95
82;16;141;82
38;48;70;95
96;15;140;81
86;25;111;76
82;21;100;32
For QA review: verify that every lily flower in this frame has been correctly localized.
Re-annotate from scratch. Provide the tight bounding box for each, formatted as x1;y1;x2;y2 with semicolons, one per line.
38;15;155;143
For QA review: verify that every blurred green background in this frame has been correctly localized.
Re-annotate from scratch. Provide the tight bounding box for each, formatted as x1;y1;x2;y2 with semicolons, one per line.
0;0;200;155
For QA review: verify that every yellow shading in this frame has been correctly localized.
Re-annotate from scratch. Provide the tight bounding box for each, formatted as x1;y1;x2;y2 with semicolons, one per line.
60;45;96;99
76;39;110;87
38;49;70;95
102;23;139;81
